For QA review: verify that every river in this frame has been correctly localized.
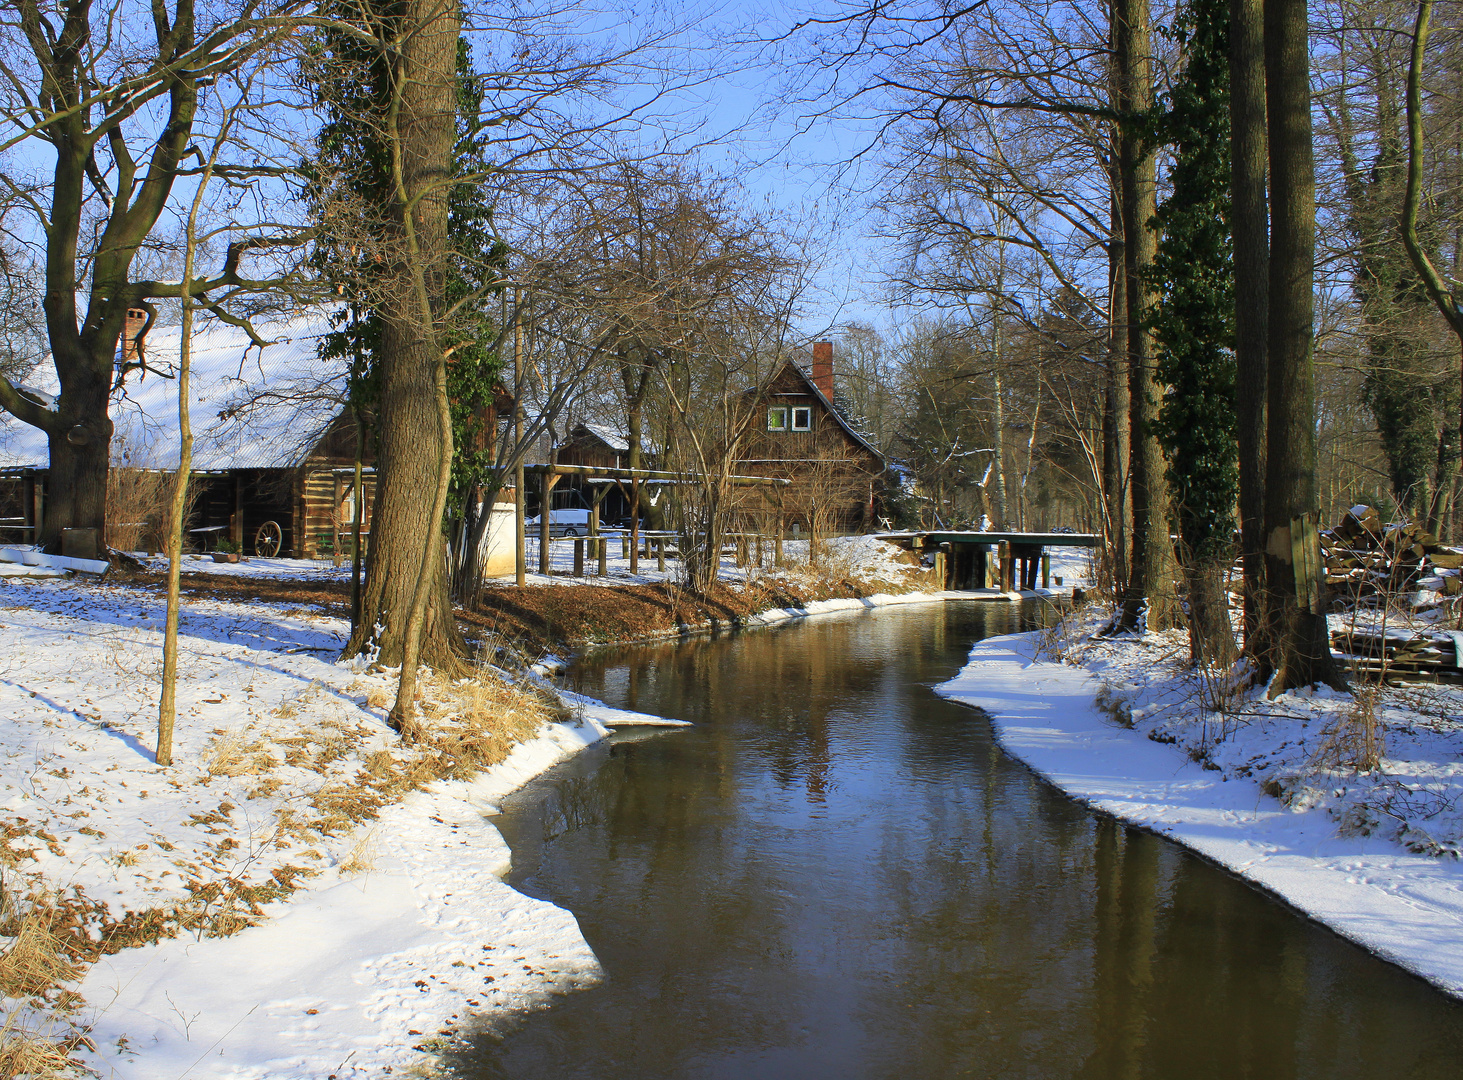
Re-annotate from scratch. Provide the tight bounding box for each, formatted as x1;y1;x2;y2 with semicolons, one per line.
451;601;1463;1079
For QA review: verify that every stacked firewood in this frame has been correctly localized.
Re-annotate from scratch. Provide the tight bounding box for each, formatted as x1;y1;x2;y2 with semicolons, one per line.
1321;505;1463;596
1329;627;1463;683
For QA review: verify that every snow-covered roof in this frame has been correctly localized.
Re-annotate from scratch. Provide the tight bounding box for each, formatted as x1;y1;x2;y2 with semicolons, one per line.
574;422;630;453
0;312;348;472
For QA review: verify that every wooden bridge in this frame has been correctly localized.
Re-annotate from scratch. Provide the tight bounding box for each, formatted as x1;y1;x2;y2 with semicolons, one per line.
880;531;1101;592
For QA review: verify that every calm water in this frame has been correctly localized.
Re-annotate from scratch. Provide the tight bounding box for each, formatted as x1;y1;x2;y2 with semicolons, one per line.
454;603;1463;1079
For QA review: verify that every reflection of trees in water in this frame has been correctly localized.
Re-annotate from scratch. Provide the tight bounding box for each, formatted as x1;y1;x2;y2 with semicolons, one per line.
475;606;1463;1080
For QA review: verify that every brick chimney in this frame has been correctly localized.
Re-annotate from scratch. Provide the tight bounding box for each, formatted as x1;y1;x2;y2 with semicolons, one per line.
123;307;148;363
812;340;834;401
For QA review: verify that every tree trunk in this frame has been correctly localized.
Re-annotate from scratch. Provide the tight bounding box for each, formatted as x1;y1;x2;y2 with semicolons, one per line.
1105;191;1132;596
342;0;466;675
990;362;1010;529
1231;0;1270;657
1261;0;1343;691
1116;0;1177;631
157;311;195;768
1402;0;1463;546
40;399;112;550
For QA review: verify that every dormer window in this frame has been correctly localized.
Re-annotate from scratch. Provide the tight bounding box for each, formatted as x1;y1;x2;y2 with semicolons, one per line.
791;406;812;431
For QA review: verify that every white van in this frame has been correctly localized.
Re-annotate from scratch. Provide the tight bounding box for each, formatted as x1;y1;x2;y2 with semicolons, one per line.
525;508;592;537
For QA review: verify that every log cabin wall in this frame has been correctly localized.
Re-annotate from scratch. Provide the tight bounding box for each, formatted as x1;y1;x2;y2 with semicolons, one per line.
293;414;376;558
171;412;376;558
738;363;883;534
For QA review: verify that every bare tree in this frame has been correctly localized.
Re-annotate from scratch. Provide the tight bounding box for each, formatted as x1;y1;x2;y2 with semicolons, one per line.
0;0;310;550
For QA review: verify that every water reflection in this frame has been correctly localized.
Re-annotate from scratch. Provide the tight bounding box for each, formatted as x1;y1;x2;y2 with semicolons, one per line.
453;604;1463;1079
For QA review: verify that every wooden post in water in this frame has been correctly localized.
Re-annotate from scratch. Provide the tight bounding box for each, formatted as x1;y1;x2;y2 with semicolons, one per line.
998;541;1012;591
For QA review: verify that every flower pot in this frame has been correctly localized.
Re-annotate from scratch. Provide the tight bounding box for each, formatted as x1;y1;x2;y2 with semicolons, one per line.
211;552;240;563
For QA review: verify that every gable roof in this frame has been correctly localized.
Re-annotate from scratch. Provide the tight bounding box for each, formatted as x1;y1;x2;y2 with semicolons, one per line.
764;360;885;464
0;312;349;472
573;421;630;453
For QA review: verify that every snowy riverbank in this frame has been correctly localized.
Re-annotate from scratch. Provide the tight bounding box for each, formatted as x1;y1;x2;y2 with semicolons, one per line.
938;629;1463;1000
0;537;1094;1075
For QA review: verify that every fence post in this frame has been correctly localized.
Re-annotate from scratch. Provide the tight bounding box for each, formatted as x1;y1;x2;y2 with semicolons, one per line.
573;536;584;577
538;471;554;576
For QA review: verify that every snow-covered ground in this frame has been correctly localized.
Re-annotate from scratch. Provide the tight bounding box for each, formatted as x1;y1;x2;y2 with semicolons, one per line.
938;618;1463;1000
0;565;667;1077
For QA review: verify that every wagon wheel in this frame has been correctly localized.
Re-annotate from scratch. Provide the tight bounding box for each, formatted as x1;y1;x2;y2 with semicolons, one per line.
254;520;283;558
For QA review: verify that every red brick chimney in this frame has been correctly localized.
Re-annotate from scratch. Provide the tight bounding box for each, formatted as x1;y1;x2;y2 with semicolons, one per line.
812;340;834;401
124;308;148;362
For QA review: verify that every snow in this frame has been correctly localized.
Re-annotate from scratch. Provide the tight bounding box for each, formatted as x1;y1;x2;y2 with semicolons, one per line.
0;568;639;1077
80;725;607;1080
0;313;343;472
938;627;1463;1000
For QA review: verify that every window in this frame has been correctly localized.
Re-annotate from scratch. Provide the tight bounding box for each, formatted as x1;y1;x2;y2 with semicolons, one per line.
767;406;788;431
791;406;812;431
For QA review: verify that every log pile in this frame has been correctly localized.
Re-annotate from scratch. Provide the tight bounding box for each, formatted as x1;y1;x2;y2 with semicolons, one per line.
1321;505;1463;596
1330;627;1463;684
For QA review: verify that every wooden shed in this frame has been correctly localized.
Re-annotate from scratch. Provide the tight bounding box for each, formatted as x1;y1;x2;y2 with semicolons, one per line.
0;313;380;558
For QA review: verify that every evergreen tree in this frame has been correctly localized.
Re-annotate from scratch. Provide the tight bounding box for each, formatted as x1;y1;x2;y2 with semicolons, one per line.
306;36;507;625
1150;0;1239;663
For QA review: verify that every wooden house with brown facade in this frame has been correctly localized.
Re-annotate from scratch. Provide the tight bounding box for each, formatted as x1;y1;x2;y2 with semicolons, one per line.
737;341;885;534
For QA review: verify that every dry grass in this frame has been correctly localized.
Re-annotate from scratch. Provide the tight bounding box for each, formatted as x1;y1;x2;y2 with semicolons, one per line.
0;906;80;1000
205;732;275;779
1311;683;1387;774
0;890;90;1079
0;1015;84;1080
339;830;378;877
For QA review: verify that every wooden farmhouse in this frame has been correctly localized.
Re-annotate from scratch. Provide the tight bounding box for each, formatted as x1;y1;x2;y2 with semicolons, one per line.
737;341;885;534
0;313;381;559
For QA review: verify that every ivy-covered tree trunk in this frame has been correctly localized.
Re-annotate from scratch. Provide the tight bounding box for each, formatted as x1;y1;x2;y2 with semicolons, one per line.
342;0;467;675
1152;0;1239;666
1230;0;1269;654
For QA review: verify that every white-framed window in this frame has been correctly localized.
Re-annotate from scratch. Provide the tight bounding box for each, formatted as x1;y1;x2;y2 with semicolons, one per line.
767;406;788;431
791;406;812;431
